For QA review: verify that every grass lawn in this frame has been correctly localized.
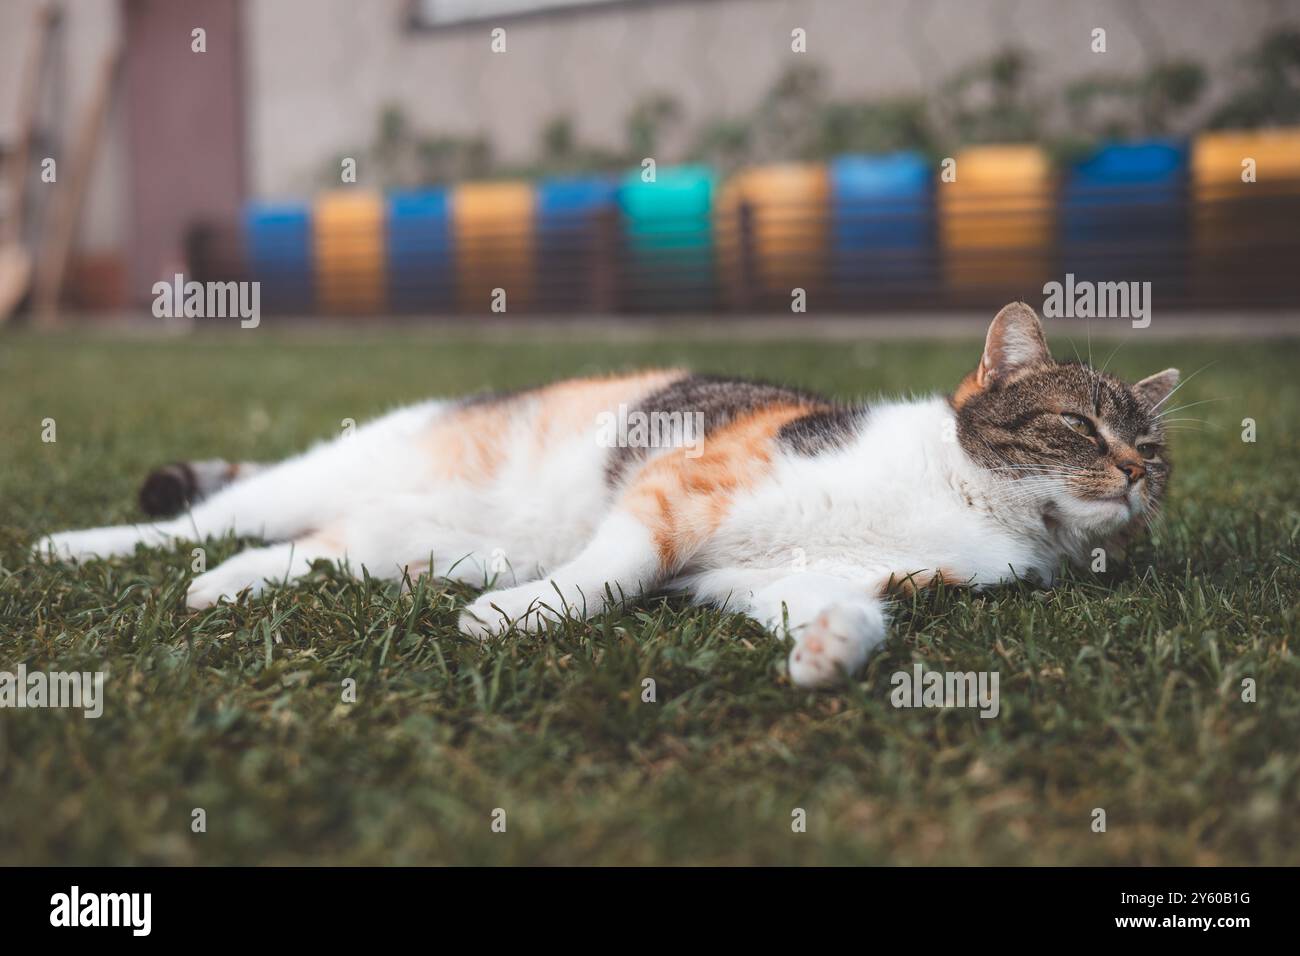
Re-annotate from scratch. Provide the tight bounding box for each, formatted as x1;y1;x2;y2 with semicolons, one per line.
1;328;1297;865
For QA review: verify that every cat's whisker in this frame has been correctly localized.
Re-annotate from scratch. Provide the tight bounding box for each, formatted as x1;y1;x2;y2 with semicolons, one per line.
992;462;1088;469
1143;498;1171;538
990;462;1091;472
992;467;1088;476
1097;339;1126;381
982;479;1058;495
981;483;1069;506
988;473;1075;484
985;485;1062;498
1149;361;1216;414
1155;397;1228;419
1063;334;1086;369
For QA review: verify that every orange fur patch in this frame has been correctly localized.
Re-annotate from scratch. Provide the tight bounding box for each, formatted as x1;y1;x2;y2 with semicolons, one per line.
425;369;687;482
531;369;685;451
878;568;964;598
621;401;827;570
950;370;983;410
426;401;513;482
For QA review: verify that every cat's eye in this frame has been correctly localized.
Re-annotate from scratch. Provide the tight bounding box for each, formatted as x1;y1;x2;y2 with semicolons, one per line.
1061;413;1096;437
1137;442;1160;459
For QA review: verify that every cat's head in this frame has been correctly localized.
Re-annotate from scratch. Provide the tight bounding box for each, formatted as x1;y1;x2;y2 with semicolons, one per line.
953;302;1178;540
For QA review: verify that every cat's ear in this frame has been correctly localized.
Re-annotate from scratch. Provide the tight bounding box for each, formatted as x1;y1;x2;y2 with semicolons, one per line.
974;302;1052;387
1135;368;1180;408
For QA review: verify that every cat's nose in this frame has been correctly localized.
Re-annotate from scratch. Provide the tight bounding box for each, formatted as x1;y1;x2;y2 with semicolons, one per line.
1116;459;1146;484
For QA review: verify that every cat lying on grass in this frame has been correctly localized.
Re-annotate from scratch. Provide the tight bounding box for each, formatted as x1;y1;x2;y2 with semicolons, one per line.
36;303;1178;688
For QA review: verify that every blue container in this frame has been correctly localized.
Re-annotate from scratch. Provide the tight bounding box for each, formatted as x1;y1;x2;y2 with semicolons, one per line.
536;177;618;308
618;165;716;310
829;152;934;299
386;188;453;312
1061;139;1189;287
538;176;618;223
243;202;313;312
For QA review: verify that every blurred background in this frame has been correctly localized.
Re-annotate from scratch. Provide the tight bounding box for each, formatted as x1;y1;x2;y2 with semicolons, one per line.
0;0;1298;323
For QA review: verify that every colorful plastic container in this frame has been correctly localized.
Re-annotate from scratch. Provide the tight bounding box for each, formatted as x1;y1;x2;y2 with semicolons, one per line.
829;152;935;303
939;145;1054;300
1192;128;1300;303
386;188;453;313
243;201;313;313
536;176;619;310
452;181;535;313
314;191;386;314
717;163;829;308
619;165;716;311
1061;140;1188;294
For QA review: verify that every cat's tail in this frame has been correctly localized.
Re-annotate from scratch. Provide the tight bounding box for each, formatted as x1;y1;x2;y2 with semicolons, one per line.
138;459;266;517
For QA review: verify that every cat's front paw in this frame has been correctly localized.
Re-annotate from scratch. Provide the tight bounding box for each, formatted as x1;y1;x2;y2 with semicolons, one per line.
186;569;259;610
185;550;285;609
459;587;563;639
787;603;884;689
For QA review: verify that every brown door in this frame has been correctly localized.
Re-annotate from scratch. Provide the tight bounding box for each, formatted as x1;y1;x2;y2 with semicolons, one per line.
122;0;244;302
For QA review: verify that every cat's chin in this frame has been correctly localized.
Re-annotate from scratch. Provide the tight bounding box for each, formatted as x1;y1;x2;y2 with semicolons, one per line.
1046;493;1142;540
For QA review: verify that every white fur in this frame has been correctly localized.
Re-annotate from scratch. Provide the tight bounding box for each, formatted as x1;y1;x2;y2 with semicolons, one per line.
35;391;1136;688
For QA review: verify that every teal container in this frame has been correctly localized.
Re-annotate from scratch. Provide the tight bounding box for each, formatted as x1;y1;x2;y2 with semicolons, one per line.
618;165;717;311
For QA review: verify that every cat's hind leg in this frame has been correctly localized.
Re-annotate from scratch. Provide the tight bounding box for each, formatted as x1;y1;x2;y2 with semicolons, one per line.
33;466;318;563
34;451;336;562
185;499;508;609
34;402;448;563
38;459;274;561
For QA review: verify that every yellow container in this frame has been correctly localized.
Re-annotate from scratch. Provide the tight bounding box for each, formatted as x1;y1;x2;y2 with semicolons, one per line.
717;164;829;305
453;182;535;312
313;191;386;314
1193;128;1300;194
1192;129;1300;292
939;145;1054;294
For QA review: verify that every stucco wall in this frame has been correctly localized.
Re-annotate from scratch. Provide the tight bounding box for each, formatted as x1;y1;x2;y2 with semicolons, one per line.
2;0;1297;251
242;0;1300;198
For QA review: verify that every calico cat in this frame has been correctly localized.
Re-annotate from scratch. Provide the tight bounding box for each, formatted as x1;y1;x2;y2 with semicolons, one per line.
35;303;1178;688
